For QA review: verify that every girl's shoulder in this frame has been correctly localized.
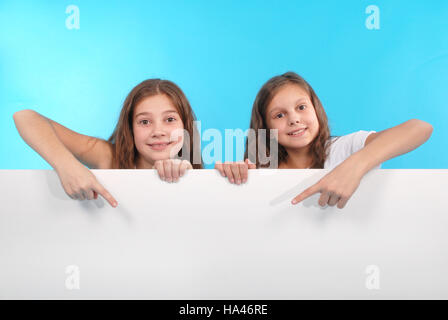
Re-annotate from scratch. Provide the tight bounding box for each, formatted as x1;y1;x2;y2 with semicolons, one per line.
324;130;379;169
326;130;376;151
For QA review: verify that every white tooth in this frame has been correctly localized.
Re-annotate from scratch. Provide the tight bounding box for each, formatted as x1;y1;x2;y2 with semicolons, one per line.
290;129;304;135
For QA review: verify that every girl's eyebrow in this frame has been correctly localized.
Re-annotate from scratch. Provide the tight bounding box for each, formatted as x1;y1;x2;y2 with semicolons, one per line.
295;97;308;104
162;109;179;114
135;109;178;117
135;112;150;117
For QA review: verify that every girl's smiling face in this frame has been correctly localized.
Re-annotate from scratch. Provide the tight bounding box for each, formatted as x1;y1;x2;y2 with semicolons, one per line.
265;84;320;153
133;94;184;166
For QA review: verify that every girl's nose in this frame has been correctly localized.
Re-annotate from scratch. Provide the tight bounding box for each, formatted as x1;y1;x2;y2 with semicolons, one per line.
151;130;166;138
151;123;166;138
288;118;301;126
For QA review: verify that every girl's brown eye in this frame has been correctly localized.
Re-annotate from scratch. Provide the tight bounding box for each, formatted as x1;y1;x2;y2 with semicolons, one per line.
140;120;149;125
298;105;306;110
167;117;176;122
275;113;284;119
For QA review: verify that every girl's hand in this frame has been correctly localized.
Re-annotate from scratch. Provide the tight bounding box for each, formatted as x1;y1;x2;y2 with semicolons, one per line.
291;158;365;209
215;159;256;185
56;162;118;208
154;159;192;182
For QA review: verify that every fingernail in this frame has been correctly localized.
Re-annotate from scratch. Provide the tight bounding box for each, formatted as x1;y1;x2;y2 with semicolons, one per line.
291;200;297;204
230;179;234;183
237;179;241;184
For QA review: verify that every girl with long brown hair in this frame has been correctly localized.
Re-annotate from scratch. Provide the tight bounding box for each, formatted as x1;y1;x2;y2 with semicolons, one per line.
215;71;433;209
14;79;202;208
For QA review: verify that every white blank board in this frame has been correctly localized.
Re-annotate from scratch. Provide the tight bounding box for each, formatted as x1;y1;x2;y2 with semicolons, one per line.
0;169;447;299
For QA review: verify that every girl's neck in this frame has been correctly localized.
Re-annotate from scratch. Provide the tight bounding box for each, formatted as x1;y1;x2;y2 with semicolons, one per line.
280;147;313;169
135;155;154;169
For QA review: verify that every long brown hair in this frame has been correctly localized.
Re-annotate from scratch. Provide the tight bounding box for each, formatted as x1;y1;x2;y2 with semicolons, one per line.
108;79;203;169
244;71;336;168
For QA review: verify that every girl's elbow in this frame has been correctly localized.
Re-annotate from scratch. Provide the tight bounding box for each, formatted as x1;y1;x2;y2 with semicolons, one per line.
413;119;433;141
409;119;433;134
419;120;433;135
426;124;434;141
13;109;36;121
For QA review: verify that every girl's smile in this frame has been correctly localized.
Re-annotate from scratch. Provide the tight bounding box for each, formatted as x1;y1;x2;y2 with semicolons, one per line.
147;140;175;151
287;127;307;137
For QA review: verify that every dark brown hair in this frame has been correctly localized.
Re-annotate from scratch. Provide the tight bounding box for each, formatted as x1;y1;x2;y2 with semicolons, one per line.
244;71;337;168
108;79;203;169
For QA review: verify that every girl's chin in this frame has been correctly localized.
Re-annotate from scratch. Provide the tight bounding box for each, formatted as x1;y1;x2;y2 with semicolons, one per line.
281;142;310;150
146;149;183;161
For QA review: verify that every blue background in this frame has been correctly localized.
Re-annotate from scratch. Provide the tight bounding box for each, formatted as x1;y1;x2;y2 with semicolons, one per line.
1;0;447;169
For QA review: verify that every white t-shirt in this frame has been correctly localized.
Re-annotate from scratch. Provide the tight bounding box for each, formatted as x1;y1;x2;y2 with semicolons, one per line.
323;130;381;170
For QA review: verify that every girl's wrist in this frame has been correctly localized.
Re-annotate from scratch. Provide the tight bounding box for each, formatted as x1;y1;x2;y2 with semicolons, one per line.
53;153;80;174
344;152;372;177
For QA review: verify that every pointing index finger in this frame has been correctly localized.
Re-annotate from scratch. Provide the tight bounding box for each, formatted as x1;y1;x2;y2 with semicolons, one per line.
291;183;320;205
94;182;118;208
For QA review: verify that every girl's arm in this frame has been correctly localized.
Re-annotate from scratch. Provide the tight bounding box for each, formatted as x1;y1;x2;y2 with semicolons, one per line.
13;109;112;170
291;119;433;209
13;109;117;207
349;119;433;175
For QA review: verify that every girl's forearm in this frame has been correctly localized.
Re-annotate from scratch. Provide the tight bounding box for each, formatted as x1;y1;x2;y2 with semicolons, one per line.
349;119;433;175
13;109;80;173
